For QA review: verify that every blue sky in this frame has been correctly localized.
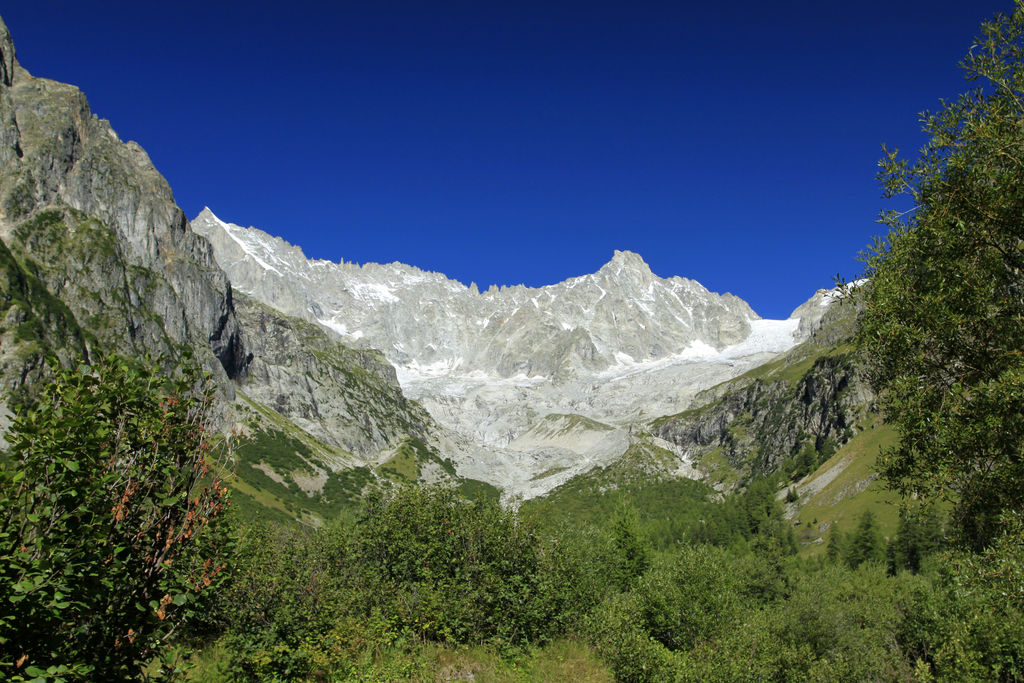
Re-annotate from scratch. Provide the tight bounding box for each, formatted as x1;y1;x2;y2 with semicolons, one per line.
1;1;1011;318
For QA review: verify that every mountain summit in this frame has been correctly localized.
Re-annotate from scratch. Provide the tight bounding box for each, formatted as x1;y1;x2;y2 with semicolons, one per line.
598;249;653;275
191;211;819;465
191;211;760;383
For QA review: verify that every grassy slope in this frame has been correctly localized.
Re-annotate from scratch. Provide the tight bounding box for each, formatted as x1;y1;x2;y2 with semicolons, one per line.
228;393;501;525
521;438;714;539
789;418;901;555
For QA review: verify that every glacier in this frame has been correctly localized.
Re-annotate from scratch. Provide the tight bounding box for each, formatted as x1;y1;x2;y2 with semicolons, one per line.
192;208;837;498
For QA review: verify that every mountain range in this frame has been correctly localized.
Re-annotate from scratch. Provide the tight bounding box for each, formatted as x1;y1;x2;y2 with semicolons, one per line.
0;13;879;529
190;207;845;496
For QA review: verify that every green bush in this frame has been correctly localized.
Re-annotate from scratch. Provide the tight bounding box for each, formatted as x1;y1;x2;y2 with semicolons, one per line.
215;522;363;680
585;593;680;683
899;512;1024;679
216;485;584;678
635;545;745;652
0;356;231;680
353;485;559;646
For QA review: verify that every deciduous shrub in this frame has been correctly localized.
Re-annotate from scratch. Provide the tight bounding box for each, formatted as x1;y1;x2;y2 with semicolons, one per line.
0;356;231;680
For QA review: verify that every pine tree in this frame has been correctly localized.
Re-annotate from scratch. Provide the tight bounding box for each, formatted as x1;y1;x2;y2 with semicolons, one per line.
847;510;885;568
610;503;649;590
887;506;944;573
826;523;846;564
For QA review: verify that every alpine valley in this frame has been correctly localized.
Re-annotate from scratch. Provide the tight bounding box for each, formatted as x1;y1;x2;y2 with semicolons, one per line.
0;13;886;543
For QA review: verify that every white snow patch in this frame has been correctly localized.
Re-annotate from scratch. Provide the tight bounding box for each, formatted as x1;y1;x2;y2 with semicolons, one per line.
350;282;399;303
597;339;720;382
719;319;799;358
315;319;352;337
820;279;869;307
220;223;284;276
395;360;545;390
680;340;719;359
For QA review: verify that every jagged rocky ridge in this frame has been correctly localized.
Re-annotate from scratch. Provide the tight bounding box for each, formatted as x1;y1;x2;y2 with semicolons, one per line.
191;209;830;461
192;208;762;382
0;15;433;485
0;16;246;397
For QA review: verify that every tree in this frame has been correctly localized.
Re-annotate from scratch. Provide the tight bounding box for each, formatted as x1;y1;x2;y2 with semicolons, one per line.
609;502;650;590
825;523;846;565
0;356;231;680
887;505;945;574
857;2;1024;549
847;510;885;569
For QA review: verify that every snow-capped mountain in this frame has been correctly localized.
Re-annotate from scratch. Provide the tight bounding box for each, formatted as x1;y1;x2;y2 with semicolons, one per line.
192;208;832;496
192;207;761;381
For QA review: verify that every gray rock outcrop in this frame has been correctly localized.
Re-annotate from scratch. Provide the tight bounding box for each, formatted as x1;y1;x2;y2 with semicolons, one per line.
653;300;873;481
0;15;249;404
232;293;434;457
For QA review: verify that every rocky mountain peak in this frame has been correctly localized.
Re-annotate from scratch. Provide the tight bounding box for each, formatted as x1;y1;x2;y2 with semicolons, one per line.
0;16;250;399
191;212;819;452
196;206;219;222
598;249;652;277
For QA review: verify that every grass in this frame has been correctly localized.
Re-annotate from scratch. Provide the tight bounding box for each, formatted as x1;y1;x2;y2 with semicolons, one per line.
522;443;714;538
458;478;503;503
185;638;613;682
538;413;615;433
697;447;740;489
531;465;571;481
376;441;421;481
228;421;383;525
791;420;902;555
237;392;355;466
410;639;614;682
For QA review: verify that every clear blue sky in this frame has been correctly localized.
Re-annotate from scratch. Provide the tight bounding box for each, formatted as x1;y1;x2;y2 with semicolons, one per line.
1;1;1011;318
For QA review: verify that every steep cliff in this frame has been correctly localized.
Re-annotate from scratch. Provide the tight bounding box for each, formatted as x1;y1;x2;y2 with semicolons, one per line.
0;236;86;401
0;16;249;403
232;292;434;456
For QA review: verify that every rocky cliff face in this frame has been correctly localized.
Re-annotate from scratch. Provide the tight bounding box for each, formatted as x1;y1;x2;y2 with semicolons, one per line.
232;292;434;456
0;236;87;400
651;301;873;483
0;16;248;402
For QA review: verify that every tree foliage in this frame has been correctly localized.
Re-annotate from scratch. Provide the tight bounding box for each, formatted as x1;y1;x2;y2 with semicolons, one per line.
213;485;590;679
887;505;945;574
847;510;886;569
857;2;1024;548
0;356;231;680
